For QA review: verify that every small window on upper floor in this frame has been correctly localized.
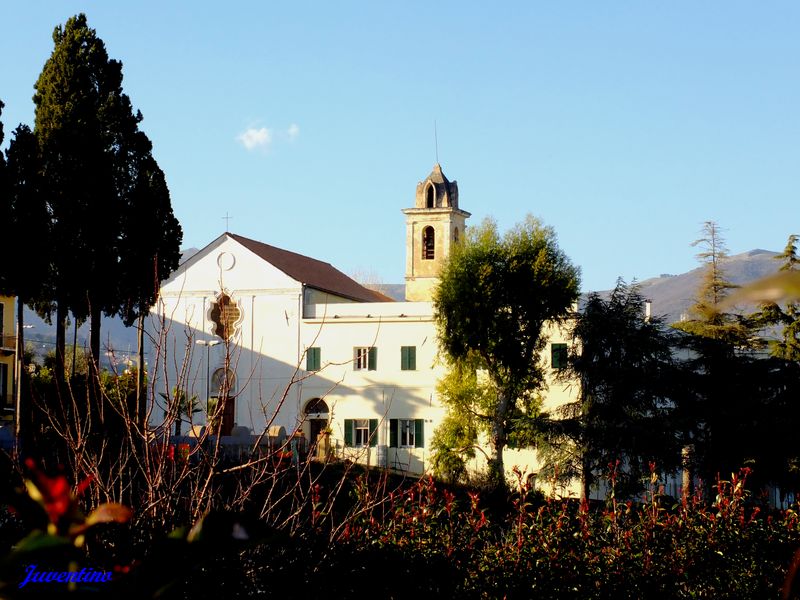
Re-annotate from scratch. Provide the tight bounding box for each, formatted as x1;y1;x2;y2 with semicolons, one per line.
454;227;459;243
422;226;435;260
354;347;377;371
306;347;321;371
551;343;568;370
400;346;416;371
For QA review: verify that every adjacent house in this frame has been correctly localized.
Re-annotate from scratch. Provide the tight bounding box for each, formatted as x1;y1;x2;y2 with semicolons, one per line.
0;295;16;417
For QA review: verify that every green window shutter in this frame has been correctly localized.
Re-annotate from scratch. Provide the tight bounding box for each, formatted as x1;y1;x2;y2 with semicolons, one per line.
389;419;398;448
306;347;320;371
400;346;416;370
368;347;377;371
369;418;378;447
551;343;568;369
414;419;424;448
343;419;353;447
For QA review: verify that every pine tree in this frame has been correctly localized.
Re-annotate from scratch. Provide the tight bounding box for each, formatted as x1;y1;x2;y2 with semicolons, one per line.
544;280;680;499
672;222;761;497
673;221;753;347
751;235;800;361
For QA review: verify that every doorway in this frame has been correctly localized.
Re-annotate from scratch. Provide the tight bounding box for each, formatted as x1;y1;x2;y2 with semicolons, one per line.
304;398;330;448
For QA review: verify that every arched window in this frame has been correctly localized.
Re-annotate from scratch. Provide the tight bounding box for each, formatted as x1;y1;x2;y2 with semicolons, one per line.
425;184;435;208
454;227;459;243
211;368;236;397
422;226;435;260
304;398;329;415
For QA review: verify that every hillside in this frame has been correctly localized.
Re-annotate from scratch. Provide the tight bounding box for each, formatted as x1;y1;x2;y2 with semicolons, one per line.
20;248;201;368
634;249;782;324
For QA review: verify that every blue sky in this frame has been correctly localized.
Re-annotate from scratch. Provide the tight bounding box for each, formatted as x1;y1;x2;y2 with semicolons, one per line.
1;2;798;292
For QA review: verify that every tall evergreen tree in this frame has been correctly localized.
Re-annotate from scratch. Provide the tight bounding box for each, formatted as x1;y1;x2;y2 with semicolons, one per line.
0;100;5;176
0;100;7;260
32;14;181;377
3;125;53;448
116;138;182;327
750;235;800;361
4;125;51;306
543;280;681;499
672;222;761;497
673;221;753;347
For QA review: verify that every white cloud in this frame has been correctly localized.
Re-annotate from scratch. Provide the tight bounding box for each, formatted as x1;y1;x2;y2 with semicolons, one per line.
237;127;271;150
287;123;300;141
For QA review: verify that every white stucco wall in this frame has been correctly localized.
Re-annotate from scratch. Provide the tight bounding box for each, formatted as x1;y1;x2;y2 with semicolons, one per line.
299;301;444;473
151;236;306;434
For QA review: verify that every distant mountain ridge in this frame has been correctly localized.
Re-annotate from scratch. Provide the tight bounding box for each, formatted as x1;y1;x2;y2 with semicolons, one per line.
21;248;785;362
21;247;202;367
368;250;787;323
632;249;782;324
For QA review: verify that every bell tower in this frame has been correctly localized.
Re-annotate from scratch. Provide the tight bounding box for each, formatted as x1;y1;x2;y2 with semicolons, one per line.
402;164;470;301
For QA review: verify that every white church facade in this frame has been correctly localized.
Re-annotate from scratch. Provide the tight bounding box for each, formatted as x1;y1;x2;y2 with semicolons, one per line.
149;164;578;483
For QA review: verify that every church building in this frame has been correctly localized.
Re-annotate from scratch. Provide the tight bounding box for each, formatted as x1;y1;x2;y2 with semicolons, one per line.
150;164;576;479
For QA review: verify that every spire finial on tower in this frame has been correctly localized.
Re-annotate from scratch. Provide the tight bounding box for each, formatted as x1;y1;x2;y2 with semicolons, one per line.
434;120;439;165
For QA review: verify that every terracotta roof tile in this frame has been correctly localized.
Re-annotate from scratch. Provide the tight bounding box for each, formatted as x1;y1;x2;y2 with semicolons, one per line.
229;233;392;303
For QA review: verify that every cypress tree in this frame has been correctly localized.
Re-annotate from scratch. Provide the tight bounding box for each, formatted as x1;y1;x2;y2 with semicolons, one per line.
33;14;181;380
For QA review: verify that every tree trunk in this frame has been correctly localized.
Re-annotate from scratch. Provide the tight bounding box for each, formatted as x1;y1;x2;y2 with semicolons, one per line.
14;298;26;453
89;304;102;378
580;452;592;501
89;303;103;424
136;314;145;430
488;390;509;491
55;302;67;388
681;444;694;502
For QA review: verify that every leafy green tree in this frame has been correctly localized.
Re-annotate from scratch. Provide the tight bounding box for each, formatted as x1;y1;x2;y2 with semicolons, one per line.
543;280;681;499
433;216;580;490
429;363;487;484
160;388;200;437
43;345;90;378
